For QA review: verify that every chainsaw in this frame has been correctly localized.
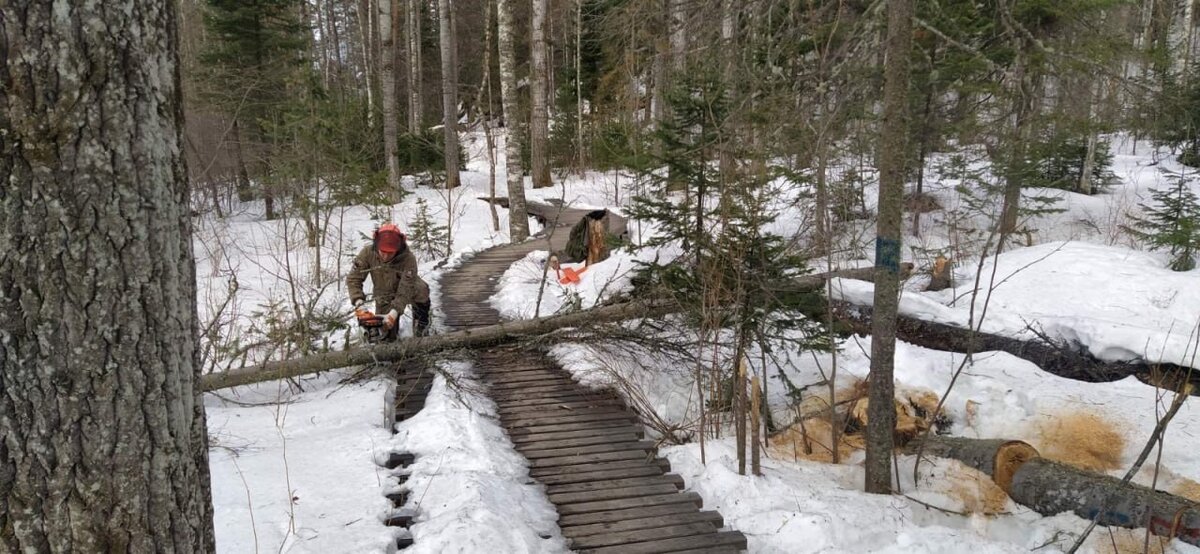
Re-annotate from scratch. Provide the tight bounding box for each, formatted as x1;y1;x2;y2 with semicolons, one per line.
355;308;387;344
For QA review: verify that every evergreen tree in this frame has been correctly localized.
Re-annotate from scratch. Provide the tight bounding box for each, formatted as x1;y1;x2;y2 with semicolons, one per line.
408;197;451;260
1125;170;1200;271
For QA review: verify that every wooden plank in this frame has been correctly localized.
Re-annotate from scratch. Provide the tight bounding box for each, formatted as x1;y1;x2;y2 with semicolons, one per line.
546;474;684;496
496;394;619;409
549;483;681;505
509;418;639;436
504;410;637;429
530;457;670;478
581;531;747;554
492;384;582;398
557;492;702;517
499;399;625;417
509;426;643;445
557;501;697;527
536;465;666;486
483;370;563;383
489;377;576;390
521;440;656;460
561;510;723;538
569;522;718;550
529;449;651;469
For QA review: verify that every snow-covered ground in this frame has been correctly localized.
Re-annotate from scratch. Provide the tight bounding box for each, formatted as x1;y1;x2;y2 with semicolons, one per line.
205;131;1200;553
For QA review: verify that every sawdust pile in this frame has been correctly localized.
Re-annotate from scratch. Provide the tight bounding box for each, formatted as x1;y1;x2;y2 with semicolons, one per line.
1034;410;1126;472
768;385;947;463
945;461;1011;514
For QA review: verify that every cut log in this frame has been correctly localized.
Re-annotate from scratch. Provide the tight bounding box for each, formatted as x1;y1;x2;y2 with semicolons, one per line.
905;436;1039;492
1009;458;1200;546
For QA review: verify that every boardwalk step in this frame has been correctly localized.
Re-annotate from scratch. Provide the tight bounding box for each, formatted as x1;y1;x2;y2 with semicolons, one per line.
529;449;654;469
549;483;681;505
499;399;625;417
557;491;703;517
530;457;670;478
560;509;722;538
569;521;719;550
545;474;684;496
510;426;644;445
383;452;415;469
580;531;748;554
498;394;620;409
521;439;656;460
504;410;637;429
509;419;639;436
537;465;668;486
558;501;698;527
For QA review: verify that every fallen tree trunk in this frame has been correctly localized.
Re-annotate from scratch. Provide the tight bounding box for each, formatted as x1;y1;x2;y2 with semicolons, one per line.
830;302;1199;390
199;298;674;391
200;266;878;391
1010;458;1200;546
905;436;1039;493
910;436;1200;546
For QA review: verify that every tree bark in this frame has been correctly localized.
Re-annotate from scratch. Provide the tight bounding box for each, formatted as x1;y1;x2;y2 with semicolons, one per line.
438;0;461;188
498;0;531;240
865;0;914;495
407;0;424;133
530;0;553;188
0;1;215;550
381;0;403;197
905;437;1040;493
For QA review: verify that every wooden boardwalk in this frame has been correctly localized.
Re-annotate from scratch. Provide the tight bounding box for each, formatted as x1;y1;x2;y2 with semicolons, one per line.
435;202;747;553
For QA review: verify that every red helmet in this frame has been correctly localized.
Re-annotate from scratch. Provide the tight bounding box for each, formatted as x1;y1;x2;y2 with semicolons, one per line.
374;223;406;254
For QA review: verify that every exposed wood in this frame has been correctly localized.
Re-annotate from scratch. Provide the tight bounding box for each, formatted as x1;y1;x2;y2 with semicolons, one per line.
559;502;700;527
546;474;685;495
550;484;682;505
510;419;640;436
561;509;722;538
521;440;656;460
530;458;671;478
570;522;719;549
537;466;666;486
515;434;644;452
559;492;703;518
905;436;1040;493
529;449;653;469
582;531;748;554
510;426;643;445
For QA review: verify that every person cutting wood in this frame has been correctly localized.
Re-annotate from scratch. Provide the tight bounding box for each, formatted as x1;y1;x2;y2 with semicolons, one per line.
347;223;433;338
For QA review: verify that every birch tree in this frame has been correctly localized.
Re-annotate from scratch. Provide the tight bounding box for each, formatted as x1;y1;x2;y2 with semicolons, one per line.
865;0;914;495
0;0;216;549
438;0;461;188
530;0;553;188
498;0;531;240
381;0;403;196
407;0;424;133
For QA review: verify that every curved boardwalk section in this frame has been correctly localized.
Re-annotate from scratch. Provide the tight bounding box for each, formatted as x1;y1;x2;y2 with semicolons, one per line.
439;204;747;553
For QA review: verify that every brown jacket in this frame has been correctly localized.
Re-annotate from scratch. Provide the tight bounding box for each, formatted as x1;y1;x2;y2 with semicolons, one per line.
347;245;430;313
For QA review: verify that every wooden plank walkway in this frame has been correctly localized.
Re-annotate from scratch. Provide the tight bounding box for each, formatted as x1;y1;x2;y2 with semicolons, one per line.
435;202;747;553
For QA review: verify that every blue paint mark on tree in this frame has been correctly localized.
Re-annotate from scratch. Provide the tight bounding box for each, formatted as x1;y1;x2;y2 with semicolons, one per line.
875;237;902;273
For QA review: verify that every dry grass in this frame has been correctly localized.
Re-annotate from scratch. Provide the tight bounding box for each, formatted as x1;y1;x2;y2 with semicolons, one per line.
944;461;1011;514
1034;410;1127;472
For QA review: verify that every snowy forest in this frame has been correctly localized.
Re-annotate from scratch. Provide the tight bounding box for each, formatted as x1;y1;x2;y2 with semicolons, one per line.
4;0;1200;552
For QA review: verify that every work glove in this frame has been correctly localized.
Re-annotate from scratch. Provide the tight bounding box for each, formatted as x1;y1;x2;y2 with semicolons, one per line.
384;309;399;329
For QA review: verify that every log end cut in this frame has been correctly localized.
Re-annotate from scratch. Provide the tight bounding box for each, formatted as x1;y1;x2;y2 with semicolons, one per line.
992;440;1040;493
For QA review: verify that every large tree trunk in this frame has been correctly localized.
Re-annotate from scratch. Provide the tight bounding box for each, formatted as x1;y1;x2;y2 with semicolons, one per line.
865;0;914;495
438;0;461;188
0;1;215;550
498;0;531;241
381;0;403;197
407;0;424;133
529;0;553;188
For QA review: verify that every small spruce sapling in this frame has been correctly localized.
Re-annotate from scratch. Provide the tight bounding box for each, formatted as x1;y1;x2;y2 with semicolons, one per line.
1124;170;1200;271
408;197;451;260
